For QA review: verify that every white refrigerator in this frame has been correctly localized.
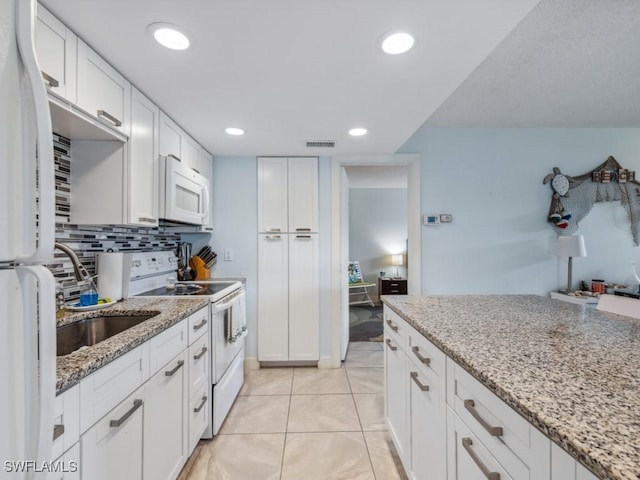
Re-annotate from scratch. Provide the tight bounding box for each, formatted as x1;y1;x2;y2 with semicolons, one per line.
0;0;57;478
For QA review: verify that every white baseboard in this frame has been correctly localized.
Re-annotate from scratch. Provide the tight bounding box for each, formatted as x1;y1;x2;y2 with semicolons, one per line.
244;357;260;371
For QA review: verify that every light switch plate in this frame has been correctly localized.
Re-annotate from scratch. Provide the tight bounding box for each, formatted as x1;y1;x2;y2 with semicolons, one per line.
439;214;453;223
224;248;233;261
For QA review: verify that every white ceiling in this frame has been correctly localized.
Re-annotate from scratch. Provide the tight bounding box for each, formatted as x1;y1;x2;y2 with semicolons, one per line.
425;0;640;128
40;0;540;156
345;166;408;189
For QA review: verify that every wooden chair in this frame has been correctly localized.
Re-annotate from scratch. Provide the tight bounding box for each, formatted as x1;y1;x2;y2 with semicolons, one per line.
348;261;375;307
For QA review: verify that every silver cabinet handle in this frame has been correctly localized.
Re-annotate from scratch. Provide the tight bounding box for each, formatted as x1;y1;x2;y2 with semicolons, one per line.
138;217;157;224
110;399;143;428
193;396;208;413
97;109;122;127
265;228;281;232
412;346;430;365
194;346;208;360
193;318;207;331
296;235;311;239
410;371;429;391
265;235;282;240
385;338;398;351
191;168;200;174
386;319;399;332
462;438;500;480
53;424;65;441
165;360;185;377
167;153;182;162
464;399;503;437
295;228;311;232
41;71;59;88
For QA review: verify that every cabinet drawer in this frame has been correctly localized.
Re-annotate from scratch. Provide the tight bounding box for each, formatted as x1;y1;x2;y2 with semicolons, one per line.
448;360;550;476
51;384;80;462
149;320;188;374
188;306;209;345
188;383;210;454
47;442;80;480
79;344;148;433
383;306;406;351
189;333;210;398
407;323;446;378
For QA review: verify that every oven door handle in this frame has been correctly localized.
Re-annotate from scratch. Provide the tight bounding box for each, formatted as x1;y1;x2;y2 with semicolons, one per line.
213;290;245;312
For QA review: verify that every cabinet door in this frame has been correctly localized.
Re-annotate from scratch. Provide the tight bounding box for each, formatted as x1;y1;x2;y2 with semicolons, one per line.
128;87;159;226
159;112;183;159
35;5;76;102
81;389;144;480
181;134;201;174
77;39;130;134
258;234;289;361
409;366;446;480
143;351;188;480
288;157;318;233
288;234;319;361
47;443;80;480
257;157;288;233
385;332;409;465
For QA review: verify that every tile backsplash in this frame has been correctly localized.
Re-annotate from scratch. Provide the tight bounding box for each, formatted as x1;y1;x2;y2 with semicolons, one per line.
48;133;181;301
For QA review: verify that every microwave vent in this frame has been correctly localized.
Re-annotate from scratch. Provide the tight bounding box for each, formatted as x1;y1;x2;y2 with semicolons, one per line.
306;140;335;148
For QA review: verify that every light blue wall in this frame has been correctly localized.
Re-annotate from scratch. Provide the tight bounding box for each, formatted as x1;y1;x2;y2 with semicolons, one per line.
349;188;408;296
211;156;332;360
398;128;640;295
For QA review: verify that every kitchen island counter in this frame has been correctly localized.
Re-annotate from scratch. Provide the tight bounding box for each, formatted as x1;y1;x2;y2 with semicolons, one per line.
381;294;640;480
55;297;209;393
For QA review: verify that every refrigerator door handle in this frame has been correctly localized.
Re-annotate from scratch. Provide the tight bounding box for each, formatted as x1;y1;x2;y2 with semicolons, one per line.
18;266;56;471
16;0;55;263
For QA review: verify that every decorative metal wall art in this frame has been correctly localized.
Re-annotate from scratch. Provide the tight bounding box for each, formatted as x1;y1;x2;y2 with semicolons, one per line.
543;156;640;245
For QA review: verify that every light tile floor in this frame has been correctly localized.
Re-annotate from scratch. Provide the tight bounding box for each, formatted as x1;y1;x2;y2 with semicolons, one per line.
180;341;407;480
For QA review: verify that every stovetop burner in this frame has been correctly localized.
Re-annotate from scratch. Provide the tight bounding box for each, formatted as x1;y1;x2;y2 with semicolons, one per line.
136;281;240;299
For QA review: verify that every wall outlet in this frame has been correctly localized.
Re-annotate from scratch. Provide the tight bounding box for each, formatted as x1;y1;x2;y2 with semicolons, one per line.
224;248;233;261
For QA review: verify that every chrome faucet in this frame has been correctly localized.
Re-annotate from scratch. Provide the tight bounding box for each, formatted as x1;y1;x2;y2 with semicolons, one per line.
54;242;92;282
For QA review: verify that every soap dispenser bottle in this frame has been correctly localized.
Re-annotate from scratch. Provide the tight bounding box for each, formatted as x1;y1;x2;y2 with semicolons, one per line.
80;278;99;306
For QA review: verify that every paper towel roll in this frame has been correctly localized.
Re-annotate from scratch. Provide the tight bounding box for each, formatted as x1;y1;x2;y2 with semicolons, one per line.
97;252;124;301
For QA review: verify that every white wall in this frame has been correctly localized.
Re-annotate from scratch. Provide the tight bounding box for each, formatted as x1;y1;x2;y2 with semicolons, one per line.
349;188;408;295
211;155;332;361
398;128;640;295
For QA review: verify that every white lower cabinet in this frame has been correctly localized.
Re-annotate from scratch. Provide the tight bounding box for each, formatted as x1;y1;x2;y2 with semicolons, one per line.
384;328;409;466
47;443;80;480
143;350;188;480
81;387;145;480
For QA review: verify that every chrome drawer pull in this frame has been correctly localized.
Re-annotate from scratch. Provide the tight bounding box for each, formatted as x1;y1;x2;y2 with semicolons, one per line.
410;371;429;391
193;318;207;331
412;346;430;365
191;167;200;174
295;228;311;231
53;424;65;441
386;319;399;332
464;399;503;437
193;396;208;413
265;228;281;232
265;235;282;240
385;338;398;351
97;109;122;127
41;71;59;88
165;360;185;377
110;399;143;428
462;438;500;480
296;235;311;239
167;153;182;162
194;346;208;360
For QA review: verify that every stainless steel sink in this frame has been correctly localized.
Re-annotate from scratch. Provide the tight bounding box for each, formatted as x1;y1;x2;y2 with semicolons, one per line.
57;314;156;356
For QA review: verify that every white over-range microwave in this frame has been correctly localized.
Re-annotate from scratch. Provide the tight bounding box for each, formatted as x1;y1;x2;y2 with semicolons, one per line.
160;155;210;225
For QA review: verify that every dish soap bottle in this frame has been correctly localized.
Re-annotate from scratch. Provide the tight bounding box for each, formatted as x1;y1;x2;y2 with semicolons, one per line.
80;279;99;306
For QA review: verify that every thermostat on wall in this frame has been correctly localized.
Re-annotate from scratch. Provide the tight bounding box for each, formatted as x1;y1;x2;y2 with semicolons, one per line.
423;214;453;226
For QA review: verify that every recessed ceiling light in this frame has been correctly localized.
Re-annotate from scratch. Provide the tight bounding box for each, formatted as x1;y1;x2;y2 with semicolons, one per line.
381;32;415;55
225;127;245;136
147;23;190;50
349;128;368;137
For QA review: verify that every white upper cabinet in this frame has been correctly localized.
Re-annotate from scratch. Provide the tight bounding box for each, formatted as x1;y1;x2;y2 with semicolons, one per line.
159;111;183;160
128;87;160;226
288;158;318;233
35;4;77;102
76;39;130;135
258;157;289;233
181;134;201;174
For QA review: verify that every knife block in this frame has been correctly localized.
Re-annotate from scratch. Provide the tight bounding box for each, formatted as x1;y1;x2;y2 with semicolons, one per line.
190;256;211;280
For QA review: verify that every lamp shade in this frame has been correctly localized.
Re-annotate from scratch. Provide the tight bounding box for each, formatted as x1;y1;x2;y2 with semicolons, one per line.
391;254;404;266
556;235;587;258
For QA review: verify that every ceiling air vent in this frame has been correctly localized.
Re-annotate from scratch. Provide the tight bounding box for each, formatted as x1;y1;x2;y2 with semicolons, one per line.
306;140;335;148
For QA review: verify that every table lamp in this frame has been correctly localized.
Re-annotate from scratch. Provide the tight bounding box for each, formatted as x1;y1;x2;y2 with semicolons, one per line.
556;235;587;293
391;254;404;279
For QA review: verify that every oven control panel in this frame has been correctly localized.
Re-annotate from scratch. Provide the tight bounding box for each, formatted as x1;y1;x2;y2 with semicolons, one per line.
130;251;178;278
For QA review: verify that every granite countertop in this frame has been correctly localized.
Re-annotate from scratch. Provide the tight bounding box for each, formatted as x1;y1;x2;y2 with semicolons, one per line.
381;294;640;480
56;297;209;393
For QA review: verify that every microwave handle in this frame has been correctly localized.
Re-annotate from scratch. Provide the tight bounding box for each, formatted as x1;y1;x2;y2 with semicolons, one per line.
200;185;209;219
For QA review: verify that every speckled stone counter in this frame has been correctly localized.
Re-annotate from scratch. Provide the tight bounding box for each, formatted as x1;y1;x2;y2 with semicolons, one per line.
381;294;640;480
56;297;209;394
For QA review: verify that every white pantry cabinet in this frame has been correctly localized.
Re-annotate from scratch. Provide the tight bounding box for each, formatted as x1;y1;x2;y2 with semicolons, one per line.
35;4;77;102
257;157;318;233
70;87;159;226
76;39;130;135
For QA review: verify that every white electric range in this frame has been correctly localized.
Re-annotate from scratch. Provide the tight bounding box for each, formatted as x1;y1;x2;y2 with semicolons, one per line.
98;250;246;436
